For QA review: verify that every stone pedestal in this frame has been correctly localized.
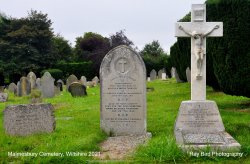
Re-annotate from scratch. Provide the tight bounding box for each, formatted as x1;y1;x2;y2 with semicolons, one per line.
174;101;241;151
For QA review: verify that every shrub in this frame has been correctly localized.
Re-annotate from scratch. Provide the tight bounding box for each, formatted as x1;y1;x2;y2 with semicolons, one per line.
55;61;93;80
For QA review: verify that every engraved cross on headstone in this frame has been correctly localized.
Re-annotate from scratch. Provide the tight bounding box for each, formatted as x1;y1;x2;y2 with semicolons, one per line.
118;57;127;73
175;4;223;101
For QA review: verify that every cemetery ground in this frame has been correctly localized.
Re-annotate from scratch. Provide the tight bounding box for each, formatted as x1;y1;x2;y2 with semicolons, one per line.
0;79;249;163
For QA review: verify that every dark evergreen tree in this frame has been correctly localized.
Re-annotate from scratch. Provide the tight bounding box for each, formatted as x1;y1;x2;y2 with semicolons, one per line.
170;0;250;97
206;0;250;97
170;13;192;81
0;10;56;83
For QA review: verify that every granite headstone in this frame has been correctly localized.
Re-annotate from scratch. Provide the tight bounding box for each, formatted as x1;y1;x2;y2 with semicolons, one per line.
186;67;191;83
92;76;99;86
8;83;17;94
68;82;87;97
100;45;147;136
80;76;87;86
41;72;55;98
158;68;166;79
66;74;78;90
35;78;42;90
17;77;31;96
56;79;64;91
171;67;176;78
27;71;37;89
3;103;55;136
0;93;8;102
150;69;157;81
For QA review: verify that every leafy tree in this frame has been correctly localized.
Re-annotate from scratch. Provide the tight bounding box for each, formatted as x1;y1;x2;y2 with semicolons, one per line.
0;10;56;83
74;32;110;77
74;30;134;77
141;40;171;76
109;30;134;48
52;34;73;62
141;40;164;57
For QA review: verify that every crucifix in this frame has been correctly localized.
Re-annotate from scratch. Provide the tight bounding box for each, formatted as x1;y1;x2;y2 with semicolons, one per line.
175;4;223;101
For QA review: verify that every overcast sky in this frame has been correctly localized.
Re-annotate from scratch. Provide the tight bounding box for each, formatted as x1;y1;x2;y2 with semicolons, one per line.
1;0;205;53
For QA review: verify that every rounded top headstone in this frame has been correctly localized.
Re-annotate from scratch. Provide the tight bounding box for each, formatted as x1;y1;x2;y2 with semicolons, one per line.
68;82;87;97
43;72;52;77
100;45;147;136
66;74;78;90
27;71;36;79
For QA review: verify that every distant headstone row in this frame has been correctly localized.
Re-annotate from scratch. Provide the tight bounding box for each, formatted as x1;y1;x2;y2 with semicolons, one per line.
148;68;168;81
147;67;190;83
65;74;100;97
5;72;101;99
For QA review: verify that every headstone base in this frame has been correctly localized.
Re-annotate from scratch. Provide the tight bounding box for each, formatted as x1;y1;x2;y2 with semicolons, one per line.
174;100;241;151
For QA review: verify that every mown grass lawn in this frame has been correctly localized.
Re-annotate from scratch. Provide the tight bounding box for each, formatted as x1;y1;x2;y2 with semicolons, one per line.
0;79;249;163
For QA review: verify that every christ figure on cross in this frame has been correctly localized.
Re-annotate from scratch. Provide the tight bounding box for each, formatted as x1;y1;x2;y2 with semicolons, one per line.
178;24;220;78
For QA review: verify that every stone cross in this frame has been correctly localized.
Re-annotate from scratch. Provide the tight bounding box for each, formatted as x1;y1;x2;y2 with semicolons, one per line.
175;4;223;101
118;57;127;73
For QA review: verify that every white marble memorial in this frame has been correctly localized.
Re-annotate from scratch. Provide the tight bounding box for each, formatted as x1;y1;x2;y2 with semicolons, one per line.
162;73;167;80
174;4;240;151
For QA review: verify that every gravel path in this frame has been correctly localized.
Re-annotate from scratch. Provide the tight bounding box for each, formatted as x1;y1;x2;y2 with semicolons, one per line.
98;133;151;160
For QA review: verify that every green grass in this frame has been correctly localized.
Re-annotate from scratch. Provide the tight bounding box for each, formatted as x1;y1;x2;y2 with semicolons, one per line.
0;79;249;163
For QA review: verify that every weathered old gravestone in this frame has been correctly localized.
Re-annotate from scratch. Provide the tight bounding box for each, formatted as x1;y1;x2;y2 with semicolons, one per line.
41;72;55;98
27;71;37;89
17;77;31;96
171;67;182;83
171;67;176;78
158;68;166;79
80;76;87;86
56;79;64;91
162;73;167;80
0;86;5;92
86;81;94;88
68;82;87;97
92;76;99;86
0;93;8;102
16;82;20;95
186;67;191;83
100;45;147;136
57;79;64;85
54;86;61;95
35;78;42;90
8;83;17;94
3;103;55;136
174;4;240;151
150;69;157;81
66;74;78;90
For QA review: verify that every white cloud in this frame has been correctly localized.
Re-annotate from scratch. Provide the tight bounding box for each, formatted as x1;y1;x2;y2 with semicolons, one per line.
1;0;205;52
